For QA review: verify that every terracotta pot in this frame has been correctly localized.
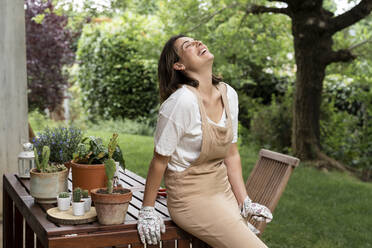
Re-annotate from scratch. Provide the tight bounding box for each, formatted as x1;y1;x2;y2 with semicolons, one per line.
70;161;107;193
91;187;132;225
30;168;68;204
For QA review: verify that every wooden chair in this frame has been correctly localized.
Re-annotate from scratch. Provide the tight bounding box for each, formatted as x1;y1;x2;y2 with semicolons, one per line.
246;149;300;235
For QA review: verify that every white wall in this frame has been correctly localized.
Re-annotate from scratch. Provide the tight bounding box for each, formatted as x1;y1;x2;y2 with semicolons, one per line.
0;0;28;218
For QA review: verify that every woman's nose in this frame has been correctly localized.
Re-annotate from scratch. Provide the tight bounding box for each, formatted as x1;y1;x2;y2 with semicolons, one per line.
194;40;202;46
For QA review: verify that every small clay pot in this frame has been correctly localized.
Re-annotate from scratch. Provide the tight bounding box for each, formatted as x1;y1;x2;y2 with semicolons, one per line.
70;161;107;193
90;187;132;225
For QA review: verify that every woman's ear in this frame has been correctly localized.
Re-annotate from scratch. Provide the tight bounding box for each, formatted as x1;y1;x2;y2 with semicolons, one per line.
173;62;185;71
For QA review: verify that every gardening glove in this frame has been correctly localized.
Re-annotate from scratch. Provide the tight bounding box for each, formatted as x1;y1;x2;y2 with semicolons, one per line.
247;222;261;235
137;206;166;245
241;196;273;223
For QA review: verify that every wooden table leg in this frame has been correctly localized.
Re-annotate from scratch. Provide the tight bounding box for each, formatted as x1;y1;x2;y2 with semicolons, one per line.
25;220;35;248
3;187;14;248
15;206;24;248
177;239;191;248
37;236;43;248
162;240;176;248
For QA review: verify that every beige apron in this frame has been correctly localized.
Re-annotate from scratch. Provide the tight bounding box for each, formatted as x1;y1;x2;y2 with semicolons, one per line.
164;83;267;248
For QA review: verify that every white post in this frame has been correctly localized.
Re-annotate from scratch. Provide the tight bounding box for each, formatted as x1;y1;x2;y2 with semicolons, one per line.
0;0;29;218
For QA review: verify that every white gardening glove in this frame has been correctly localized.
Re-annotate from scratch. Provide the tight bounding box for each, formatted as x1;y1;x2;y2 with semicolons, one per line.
137;206;166;245
241;196;273;235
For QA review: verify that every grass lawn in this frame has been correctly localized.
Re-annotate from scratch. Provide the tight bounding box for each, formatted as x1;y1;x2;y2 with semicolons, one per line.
82;130;372;247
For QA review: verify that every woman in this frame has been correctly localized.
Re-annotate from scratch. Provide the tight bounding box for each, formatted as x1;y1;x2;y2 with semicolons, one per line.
137;34;272;247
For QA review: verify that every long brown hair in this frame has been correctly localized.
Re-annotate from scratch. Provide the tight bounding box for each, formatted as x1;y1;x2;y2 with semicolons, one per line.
157;34;221;102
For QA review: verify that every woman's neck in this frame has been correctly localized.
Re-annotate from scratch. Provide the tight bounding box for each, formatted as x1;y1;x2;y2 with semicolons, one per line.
188;67;214;96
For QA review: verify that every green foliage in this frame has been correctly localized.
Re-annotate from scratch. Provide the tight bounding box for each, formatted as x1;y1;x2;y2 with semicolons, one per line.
321;86;372;172
82;189;89;198
73;135;125;169
73;187;82;202
33;127;83;164
88;117;155;136
249;94;292;153
33;145;66;173
34;146;50;172
105;133;121;194
59;192;70;198
76;15;159;121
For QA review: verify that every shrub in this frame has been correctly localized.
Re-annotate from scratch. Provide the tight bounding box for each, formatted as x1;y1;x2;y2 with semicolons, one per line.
25;0;74;112
248;95;292;153
33;127;83;164
76;15;158;121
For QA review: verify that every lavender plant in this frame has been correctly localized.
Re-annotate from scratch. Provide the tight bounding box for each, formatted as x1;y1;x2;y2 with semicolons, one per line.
33;127;83;164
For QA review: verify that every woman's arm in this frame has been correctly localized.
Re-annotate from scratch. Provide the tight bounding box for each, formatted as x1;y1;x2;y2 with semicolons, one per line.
224;143;248;207
142;150;170;207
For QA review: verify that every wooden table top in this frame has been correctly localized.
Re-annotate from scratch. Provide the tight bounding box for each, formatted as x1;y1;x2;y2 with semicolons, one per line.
3;169;197;248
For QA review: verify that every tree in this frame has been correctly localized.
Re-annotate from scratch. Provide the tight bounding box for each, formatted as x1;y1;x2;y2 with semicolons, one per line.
26;0;74;112
159;0;372;168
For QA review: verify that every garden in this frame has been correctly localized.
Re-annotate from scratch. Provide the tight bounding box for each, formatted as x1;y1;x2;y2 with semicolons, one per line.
21;0;372;247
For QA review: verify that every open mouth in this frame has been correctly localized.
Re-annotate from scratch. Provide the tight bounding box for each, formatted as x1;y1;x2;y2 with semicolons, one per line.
199;48;207;56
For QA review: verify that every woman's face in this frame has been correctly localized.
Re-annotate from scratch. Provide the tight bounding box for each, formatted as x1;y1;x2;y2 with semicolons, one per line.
173;36;214;72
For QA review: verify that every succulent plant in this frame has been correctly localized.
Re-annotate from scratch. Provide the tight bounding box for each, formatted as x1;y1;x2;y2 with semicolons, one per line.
82;189;89;198
105;133;119;194
58;192;70;198
73;187;82;202
34;146;50;172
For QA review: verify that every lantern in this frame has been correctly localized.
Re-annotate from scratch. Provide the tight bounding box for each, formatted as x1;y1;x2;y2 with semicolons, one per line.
18;142;35;178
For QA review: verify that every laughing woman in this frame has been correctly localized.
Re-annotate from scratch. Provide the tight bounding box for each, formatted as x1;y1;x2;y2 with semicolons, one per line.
137;35;272;248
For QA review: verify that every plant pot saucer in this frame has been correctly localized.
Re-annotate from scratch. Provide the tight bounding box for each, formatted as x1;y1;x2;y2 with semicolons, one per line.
47;206;97;225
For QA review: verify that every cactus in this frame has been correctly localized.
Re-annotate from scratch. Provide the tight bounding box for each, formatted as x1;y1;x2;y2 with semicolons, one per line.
34;146;50;173
59;192;70;198
73;187;82;202
82;189;89;198
104;133;119;194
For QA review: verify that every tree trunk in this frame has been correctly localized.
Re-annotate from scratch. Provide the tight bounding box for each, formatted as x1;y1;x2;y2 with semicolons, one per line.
291;10;331;160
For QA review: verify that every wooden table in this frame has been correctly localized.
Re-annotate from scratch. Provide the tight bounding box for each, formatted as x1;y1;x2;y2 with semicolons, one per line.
3;169;210;248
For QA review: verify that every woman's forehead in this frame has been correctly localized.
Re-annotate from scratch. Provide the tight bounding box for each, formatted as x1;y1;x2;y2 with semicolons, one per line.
174;36;194;49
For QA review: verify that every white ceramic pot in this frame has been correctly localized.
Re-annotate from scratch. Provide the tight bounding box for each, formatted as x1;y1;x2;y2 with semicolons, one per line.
57;196;71;211
72;201;85;216
82;196;92;212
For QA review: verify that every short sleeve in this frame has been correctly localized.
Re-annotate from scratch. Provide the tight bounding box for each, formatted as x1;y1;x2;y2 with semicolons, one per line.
226;84;239;143
154;88;195;156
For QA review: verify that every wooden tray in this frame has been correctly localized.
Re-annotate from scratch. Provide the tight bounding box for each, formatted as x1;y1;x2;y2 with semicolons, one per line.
47;207;97;225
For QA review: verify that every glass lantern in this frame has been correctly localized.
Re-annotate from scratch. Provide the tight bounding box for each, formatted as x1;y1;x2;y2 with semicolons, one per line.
18;142;35;178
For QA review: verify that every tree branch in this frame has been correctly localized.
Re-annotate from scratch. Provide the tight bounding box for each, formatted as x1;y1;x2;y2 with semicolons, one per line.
325;49;356;65
184;3;239;33
248;4;290;16
348;38;372;51
328;0;372;34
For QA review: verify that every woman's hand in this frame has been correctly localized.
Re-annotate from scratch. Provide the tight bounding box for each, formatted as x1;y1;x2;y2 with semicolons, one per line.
137;206;166;245
241;196;273;223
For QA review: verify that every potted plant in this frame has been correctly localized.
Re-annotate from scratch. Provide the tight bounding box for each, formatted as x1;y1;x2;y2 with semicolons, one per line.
71;135;125;193
91;134;132;225
57;192;71;211
72;187;85;216
82;189;91;212
30;146;68;203
32;127;83;170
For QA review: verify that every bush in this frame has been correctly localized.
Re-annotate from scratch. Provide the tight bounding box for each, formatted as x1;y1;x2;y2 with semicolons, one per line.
25;0;74;112
248;94;292;153
76;15;158;121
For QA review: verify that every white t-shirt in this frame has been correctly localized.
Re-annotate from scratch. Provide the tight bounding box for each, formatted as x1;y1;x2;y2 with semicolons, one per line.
154;83;239;172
